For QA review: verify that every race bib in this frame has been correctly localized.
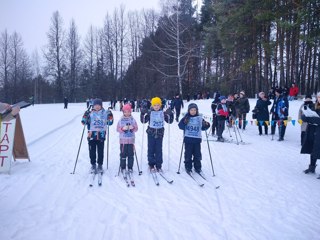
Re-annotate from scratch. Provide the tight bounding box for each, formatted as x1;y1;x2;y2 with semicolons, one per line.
89;111;107;131
120;117;134;138
150;111;164;129
185;116;202;138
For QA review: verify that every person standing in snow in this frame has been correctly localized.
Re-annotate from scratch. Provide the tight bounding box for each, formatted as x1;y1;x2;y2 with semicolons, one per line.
236;91;250;130
140;97;174;172
254;92;271;135
301;92;320;179
116;104;138;173
64;97;68;109
216;96;229;142
178;103;210;173
298;94;314;145
81;98;113;173
211;96;219;136
270;89;289;141
172;94;184;122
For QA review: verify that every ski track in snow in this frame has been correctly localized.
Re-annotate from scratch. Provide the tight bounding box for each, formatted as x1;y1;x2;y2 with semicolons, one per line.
0;100;320;240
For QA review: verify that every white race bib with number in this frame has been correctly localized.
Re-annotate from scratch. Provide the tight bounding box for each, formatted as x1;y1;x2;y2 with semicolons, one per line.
150;111;164;129
89;111;107;131
185;116;202;138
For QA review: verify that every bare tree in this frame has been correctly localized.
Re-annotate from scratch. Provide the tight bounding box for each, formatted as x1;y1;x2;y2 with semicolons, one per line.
31;49;41;103
10;32;24;102
152;0;197;97
43;11;66;101
83;25;98;96
66;19;82;101
0;30;12;102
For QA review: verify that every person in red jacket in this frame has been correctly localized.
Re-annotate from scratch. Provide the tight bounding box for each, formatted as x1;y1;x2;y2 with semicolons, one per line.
289;83;299;101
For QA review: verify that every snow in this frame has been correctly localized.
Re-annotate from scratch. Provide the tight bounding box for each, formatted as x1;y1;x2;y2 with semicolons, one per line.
1;99;319;240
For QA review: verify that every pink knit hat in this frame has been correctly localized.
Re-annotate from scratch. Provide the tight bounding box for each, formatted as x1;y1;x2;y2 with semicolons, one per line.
122;104;132;112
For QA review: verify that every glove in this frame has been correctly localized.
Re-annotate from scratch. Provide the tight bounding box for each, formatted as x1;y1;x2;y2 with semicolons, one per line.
184;116;190;125
165;108;173;115
141;108;148;115
84;110;90;117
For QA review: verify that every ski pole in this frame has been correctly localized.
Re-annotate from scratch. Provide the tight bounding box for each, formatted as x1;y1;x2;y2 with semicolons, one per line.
107;124;110;169
71;105;91;174
235;123;243;143
227;119;232;137
167;113;171;171
140;115;146;171
233;124;239;145
177;140;184;174
205;130;215;176
134;148;142;175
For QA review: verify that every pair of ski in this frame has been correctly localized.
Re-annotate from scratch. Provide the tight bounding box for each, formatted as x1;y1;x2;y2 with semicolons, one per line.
121;170;135;187
186;171;220;189
150;169;174;186
187;171;206;187
89;170;103;187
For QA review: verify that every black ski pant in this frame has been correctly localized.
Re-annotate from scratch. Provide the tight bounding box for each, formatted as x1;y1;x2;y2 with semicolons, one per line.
184;142;202;172
175;107;181;121
309;156;317;167
120;144;134;170
88;140;105;166
258;122;268;135
271;117;287;139
217;120;225;138
147;134;163;169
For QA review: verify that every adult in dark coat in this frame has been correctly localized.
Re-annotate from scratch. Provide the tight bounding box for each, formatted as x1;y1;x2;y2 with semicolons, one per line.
64;97;68;109
236;91;250;130
254;92;271;135
172;94;184;122
301;92;320;178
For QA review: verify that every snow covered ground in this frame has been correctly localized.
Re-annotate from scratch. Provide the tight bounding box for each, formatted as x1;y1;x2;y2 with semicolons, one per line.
1;99;319;240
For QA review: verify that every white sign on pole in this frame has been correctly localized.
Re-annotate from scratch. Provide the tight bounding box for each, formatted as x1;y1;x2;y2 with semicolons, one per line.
0;118;16;174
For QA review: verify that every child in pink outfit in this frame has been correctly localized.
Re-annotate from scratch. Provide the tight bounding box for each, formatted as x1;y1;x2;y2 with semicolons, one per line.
116;104;138;171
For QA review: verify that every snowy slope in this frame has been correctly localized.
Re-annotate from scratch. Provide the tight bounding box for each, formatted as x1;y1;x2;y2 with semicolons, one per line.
0;99;319;240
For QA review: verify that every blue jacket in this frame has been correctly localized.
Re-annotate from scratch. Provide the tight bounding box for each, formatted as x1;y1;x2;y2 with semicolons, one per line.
81;108;113;141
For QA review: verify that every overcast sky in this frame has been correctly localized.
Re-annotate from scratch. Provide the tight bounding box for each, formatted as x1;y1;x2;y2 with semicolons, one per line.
0;0;160;55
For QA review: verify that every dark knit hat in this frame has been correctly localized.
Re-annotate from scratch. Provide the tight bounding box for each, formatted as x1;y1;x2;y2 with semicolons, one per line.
275;88;282;94
188;103;198;112
93;98;103;106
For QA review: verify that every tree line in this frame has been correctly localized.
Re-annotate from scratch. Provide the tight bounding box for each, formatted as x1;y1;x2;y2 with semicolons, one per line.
0;0;319;104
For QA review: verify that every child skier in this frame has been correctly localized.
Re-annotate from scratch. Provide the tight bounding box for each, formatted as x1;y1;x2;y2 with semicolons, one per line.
116;104;138;173
178;103;210;173
216;96;229;142
140;97;174;172
81;98;113;173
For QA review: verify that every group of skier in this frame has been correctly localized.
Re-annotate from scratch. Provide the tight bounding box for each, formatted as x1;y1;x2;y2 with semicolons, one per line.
81;96;210;186
80;88;320;184
211;91;250;142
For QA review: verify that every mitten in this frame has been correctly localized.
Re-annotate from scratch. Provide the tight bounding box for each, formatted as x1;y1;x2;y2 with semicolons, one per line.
184;116;190;125
165;108;173;115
